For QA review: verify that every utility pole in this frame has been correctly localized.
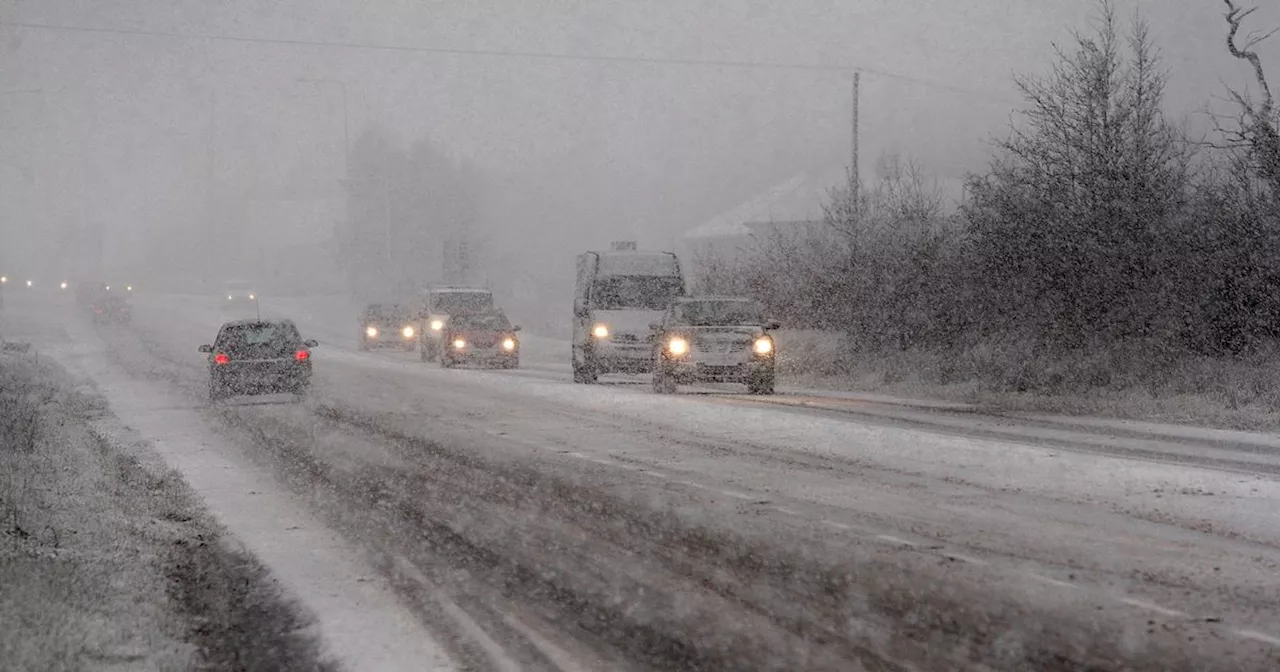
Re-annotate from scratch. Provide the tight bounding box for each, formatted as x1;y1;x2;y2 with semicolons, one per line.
851;69;861;197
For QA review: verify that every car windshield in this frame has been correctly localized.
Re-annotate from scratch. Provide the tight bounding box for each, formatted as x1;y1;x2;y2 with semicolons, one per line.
450;313;512;331
672;300;764;326
364;305;411;324
592;275;683;311
432;292;493;314
217;322;300;354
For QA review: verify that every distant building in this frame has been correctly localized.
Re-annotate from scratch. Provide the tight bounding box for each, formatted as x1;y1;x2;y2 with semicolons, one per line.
679;166;967;285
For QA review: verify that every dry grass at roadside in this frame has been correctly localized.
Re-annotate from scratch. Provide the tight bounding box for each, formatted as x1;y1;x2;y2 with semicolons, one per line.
0;353;337;672
775;330;1280;431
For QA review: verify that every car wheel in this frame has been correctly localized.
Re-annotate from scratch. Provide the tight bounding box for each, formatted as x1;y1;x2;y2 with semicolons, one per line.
653;369;677;394
208;380;226;403
292;385;309;402
748;370;775;395
440;356;454;369
358;341;369;351
419;346;429;362
572;350;598;384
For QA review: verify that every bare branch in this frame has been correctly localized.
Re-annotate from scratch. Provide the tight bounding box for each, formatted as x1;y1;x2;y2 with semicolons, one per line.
1224;0;1274;119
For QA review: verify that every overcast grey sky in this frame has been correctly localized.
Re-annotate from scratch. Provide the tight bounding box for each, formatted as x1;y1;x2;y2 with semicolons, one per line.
1;0;1278;272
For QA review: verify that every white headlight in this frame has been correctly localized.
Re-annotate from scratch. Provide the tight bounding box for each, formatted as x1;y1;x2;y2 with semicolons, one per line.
453;338;466;349
430;320;444;331
366;326;378;338
26;280;32;287
402;326;415;338
592;324;609;339
667;337;689;356
753;338;773;355
60;282;67;289
248;293;255;300
502;338;516;351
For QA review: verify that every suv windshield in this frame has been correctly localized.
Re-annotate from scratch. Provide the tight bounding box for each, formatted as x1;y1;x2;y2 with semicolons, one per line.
450;312;512;331
432;292;493;314
216;322;301;355
672;300;764;327
592;275;683;311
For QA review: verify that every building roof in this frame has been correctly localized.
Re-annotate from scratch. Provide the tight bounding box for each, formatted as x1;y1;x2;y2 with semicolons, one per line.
684;167;969;243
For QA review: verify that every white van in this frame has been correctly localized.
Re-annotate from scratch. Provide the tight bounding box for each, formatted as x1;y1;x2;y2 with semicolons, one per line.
572;244;685;383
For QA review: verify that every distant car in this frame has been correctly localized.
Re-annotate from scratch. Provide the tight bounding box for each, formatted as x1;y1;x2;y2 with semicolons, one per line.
359;303;417;352
222;280;257;310
90;294;132;325
650;296;779;395
440;309;521;369
200;319;317;402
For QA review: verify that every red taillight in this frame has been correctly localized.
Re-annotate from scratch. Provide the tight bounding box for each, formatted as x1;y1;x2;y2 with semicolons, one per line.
294;350;309;361
213;353;230;365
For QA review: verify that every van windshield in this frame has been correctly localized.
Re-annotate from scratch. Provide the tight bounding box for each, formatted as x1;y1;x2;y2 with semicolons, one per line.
592;275;683;311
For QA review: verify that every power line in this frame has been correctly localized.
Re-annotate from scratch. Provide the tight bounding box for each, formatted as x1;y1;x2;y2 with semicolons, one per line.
0;19;1018;104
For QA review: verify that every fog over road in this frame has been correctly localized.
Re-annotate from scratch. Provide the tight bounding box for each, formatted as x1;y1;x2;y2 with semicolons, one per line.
5;289;1280;671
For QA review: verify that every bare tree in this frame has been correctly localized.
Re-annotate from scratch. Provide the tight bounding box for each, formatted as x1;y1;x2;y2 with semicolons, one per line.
1219;0;1280;199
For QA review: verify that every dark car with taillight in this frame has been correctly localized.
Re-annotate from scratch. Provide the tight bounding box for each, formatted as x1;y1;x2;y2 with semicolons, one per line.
200;319;318;402
440;309;521;369
91;293;132;325
359;303;417;352
651;296;779;395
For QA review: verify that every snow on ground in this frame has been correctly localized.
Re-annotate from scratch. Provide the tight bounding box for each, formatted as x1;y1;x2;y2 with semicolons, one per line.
12;297;458;672
18;290;1280;668
140;293;1280;636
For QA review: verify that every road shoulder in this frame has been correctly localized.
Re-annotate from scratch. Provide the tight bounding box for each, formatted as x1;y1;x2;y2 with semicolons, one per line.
0;350;337;671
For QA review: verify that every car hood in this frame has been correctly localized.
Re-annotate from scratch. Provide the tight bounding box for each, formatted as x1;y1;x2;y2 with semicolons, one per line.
593;309;664;337
682;325;765;334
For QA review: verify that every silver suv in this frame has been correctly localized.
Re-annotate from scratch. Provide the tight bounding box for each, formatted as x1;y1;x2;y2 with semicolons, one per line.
650;296;780;395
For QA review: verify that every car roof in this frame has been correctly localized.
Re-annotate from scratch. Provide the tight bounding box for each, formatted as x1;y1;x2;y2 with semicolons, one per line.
220;318;297;328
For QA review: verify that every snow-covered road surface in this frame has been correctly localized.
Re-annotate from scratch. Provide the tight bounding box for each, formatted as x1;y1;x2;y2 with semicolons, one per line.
6;290;1280;670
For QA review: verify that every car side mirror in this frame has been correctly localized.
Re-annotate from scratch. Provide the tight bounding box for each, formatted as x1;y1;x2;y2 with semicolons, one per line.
512;325;522;332
198;344;213;353
304;339;319;348
573;298;587;317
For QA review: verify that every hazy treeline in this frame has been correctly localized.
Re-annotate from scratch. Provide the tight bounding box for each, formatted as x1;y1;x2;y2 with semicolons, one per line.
699;2;1280;392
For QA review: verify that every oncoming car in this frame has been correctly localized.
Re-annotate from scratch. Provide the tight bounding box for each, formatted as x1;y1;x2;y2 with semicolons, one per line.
440;309;521;369
650;296;780;395
359;303;417;351
222;280;257;310
200;319;318;402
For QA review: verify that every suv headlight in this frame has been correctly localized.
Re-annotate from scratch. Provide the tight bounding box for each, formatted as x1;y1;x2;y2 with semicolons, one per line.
402;326;415;338
453;338;467;349
502;338;516;351
592;324;609;339
366;326;378;338
753;337;774;355
667;337;689;356
430;319;444;331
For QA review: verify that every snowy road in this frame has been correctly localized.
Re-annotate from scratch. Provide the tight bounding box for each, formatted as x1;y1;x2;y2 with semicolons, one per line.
6;290;1280;670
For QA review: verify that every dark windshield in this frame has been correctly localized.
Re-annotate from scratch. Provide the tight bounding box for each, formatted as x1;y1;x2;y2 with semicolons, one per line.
433;292;493;314
592;276;683;311
450;313;512;331
364;305;411;324
672;300;765;326
216;322;301;355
